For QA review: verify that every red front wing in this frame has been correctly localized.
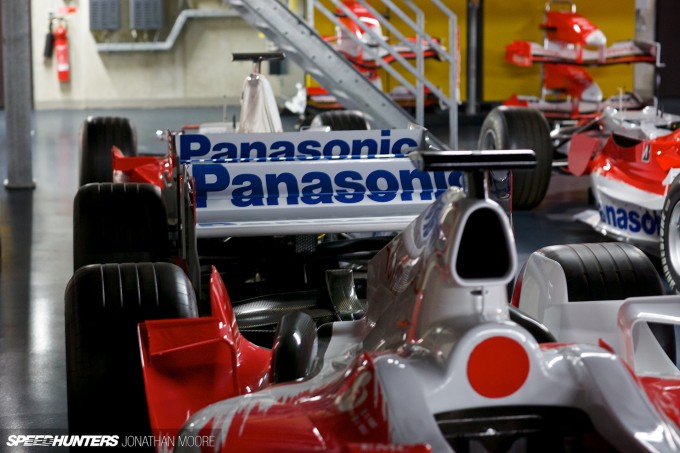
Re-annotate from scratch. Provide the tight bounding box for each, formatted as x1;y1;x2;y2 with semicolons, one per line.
139;267;271;440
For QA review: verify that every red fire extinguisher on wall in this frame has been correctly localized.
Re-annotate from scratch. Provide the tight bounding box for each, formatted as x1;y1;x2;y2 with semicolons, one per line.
53;19;70;83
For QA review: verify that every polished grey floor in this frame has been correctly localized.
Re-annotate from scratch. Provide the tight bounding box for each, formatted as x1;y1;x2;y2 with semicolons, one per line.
0;106;629;443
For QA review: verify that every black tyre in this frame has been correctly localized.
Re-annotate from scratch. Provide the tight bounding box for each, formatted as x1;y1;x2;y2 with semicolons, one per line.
73;183;170;271
310;110;371;130
270;312;318;383
65;262;199;437
478;106;553;210
533;242;674;359
534;242;664;301
661;174;680;294
79;116;137;186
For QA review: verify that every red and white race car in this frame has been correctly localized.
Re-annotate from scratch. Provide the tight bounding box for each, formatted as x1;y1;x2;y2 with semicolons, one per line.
504;0;660;121
168;159;680;453
567;105;680;290
482;1;663;212
479;98;680;292
66;51;680;453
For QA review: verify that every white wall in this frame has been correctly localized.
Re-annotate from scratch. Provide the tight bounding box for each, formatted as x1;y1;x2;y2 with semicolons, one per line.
31;0;303;110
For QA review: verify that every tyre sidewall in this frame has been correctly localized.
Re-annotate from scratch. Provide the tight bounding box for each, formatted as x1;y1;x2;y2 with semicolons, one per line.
79;117;137;186
478;107;553;210
661;176;680;293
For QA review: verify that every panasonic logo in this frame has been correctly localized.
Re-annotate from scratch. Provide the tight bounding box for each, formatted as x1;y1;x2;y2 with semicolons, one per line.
178;129;420;162
192;163;460;209
597;203;660;236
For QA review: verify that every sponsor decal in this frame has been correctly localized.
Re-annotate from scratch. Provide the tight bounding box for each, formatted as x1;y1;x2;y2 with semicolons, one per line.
192;163;460;209
179;129;420;162
597;202;660;236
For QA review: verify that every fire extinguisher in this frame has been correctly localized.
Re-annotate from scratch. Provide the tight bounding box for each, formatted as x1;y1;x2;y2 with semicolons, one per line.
53;19;70;83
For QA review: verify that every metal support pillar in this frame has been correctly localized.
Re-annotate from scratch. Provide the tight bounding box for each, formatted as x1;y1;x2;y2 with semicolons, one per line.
466;0;483;116
3;1;35;189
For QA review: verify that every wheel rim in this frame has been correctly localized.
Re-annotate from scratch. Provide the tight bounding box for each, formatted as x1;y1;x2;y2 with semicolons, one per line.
668;201;680;277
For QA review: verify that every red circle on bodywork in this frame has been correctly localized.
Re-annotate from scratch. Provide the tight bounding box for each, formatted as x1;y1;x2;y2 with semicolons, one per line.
467;336;530;398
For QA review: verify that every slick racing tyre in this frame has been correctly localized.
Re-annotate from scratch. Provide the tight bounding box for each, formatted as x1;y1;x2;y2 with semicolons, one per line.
79;116;137;186
310;110;371;130
478;106;553;210
73;183;170;271
65;262;199;438
534;242;664;301
661;174;680;294
532;242;675;359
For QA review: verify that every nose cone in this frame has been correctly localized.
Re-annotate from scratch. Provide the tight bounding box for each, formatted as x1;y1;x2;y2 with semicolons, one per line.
585;29;606;47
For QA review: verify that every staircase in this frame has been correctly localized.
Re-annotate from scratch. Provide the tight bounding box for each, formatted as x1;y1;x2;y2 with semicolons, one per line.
228;0;458;149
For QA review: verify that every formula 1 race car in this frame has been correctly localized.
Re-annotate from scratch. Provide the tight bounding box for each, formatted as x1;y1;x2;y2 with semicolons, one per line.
480;96;680;288
567;106;680;290
504;0;660;121
66;49;680;452
65;52;463;439
483;1;663;212
69;117;680;451
165;151;680;453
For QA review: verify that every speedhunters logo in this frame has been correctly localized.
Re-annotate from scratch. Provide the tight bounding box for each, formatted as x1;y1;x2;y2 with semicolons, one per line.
597;202;660;236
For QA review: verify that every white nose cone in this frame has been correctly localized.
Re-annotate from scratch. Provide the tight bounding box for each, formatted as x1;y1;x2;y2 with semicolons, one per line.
581;81;603;103
585;29;607;47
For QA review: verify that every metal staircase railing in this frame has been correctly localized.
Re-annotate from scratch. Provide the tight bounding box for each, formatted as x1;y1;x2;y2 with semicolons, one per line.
228;0;458;149
308;0;458;148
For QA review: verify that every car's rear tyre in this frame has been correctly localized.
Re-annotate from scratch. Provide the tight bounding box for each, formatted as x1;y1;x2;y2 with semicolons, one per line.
661;174;680;294
478;106;553;210
79;116;137;186
73;183;171;271
65;262;199;437
311;110;371;130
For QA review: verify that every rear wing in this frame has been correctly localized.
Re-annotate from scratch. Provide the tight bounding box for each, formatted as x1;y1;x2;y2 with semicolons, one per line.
173;126;462;237
171;127;536;238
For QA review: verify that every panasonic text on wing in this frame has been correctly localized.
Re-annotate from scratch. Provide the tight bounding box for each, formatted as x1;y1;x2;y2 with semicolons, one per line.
192;163;459;209
179;129;420;162
597;202;660;236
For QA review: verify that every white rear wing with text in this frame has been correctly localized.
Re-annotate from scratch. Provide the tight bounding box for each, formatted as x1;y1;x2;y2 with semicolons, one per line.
172;127;463;237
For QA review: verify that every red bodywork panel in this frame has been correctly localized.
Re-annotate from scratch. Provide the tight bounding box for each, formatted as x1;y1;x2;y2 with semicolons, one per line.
584;129;680;195
200;352;431;453
112;146;173;188
640;376;680;429
567;132;603;176
140;267;271;439
543;64;593;99
541;10;599;49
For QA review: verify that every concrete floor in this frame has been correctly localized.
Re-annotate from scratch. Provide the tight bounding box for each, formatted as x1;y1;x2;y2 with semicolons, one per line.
0;106;618;439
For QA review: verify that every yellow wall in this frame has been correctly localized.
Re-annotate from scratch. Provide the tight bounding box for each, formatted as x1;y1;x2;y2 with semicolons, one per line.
314;0;637;103
483;0;637;101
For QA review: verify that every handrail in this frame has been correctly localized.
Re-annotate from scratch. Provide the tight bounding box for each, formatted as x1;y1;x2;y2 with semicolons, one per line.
307;0;458;149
